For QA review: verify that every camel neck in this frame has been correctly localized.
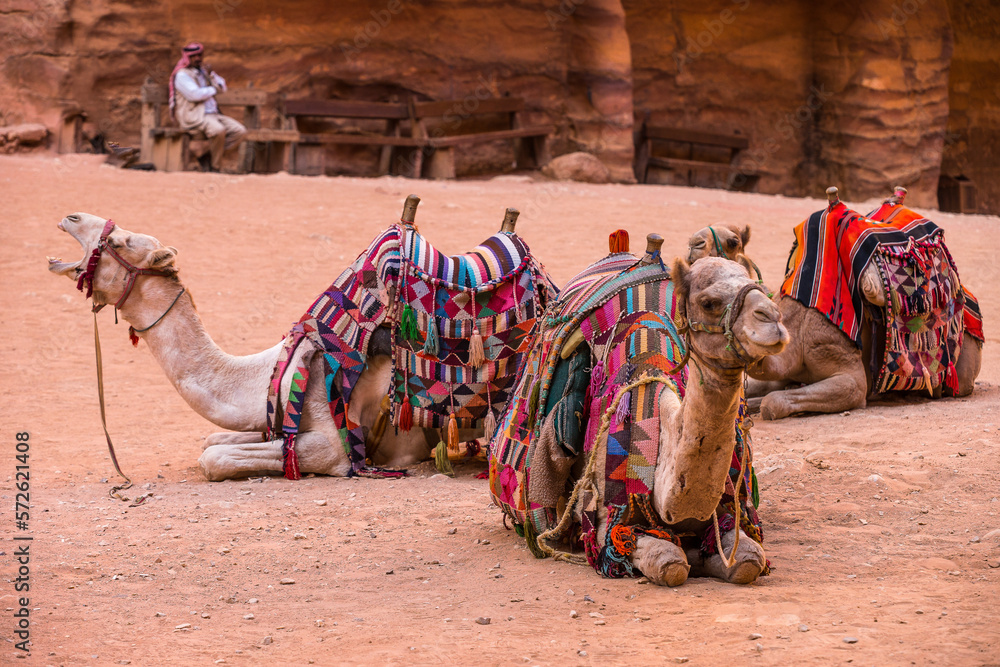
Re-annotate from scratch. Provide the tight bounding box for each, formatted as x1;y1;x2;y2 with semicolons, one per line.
118;279;281;432
654;360;743;524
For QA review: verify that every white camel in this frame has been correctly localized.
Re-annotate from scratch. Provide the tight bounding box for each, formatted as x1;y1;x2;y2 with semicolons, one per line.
48;213;429;480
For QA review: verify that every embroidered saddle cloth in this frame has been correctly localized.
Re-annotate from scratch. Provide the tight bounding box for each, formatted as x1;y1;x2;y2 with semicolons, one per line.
265;222;556;479
780;201;983;395
488;252;763;578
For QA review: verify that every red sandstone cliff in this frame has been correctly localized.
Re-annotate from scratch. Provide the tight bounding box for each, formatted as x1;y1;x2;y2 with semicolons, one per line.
1;0;996;210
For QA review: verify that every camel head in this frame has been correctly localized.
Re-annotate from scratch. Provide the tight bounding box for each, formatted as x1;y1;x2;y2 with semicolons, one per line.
674;256;788;366
687;224;751;264
654;256;789;523
48;213;178;309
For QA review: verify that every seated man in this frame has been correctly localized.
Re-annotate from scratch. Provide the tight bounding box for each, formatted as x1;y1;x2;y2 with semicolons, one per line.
168;42;246;172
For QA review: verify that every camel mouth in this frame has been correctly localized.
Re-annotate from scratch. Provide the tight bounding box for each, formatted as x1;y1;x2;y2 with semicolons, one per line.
47;216;91;276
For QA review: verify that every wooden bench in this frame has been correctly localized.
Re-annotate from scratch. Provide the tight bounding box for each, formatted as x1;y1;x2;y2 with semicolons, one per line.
634;117;754;190
140;79;297;173
409;97;554;179
280;99;424;176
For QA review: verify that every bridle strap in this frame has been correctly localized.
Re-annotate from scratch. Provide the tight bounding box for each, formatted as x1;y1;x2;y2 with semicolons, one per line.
684;282;767;368
93;311;146;507
90;220;173;312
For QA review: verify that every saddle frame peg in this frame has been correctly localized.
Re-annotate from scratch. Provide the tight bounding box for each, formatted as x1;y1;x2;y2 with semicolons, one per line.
500;208;519;233
887;185;907;205
639;233;665;266
401;194;420;225
826;186;840;210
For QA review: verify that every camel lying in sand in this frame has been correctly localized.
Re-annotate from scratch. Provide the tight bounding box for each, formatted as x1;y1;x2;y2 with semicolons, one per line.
688;188;983;420
48;212;430;479
489;235;789;586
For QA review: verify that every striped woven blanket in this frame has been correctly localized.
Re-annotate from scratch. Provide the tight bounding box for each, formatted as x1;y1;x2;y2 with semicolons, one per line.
488;251;762;578
780;200;983;395
266;222;556;479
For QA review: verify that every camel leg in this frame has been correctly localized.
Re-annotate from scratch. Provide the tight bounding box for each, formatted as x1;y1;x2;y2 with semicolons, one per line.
631;536;691;587
204;431;263;450
686;528;764;584
758;370;866;420
198;431;351;481
955;333;982;397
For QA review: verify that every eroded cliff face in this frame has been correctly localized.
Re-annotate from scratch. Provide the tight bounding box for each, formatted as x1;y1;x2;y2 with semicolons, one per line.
809;0;954;208
0;0;993;210
942;0;1000;214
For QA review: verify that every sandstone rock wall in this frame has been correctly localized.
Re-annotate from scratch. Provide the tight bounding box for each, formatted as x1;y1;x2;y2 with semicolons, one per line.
942;0;1000;214
809;0;954;208
1;0;997;211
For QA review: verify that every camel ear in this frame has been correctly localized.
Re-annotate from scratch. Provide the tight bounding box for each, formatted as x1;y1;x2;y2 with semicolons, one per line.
740;225;751;249
672;257;691;323
148;246;178;273
672;257;691;300
735;253;754;277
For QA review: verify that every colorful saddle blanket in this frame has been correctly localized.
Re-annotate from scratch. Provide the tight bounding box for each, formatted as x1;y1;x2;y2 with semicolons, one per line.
488;252;763;578
266;222;556;479
780;200;983;395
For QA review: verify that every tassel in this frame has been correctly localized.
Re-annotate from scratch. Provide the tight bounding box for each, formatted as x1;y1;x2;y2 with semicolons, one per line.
468;326;486;367
423;316;440;356
434;440;455;477
944;362;960;395
283;434;301;480
608;229;630;254
400;304;419;341
591;361;605;392
483;410;498;440
129;326;140;347
526;382;541;427
398;398;413;432
448;412;460;452
369;395;390;447
615;390;632;422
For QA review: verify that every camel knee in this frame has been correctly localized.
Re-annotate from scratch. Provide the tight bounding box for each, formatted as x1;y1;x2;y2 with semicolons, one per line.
204;431;261;450
632;536;690;587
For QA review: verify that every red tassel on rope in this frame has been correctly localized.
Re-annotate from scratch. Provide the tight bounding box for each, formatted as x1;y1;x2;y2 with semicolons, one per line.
944;362;960;395
129;326;140;347
283;434;301;480
399;399;413;432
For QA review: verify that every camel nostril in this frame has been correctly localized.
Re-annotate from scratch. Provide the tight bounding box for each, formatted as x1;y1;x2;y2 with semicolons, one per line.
753;308;776;323
65;214;81;223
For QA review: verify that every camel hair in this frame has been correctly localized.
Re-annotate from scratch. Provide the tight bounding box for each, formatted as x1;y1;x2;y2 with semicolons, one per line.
552;250;790;586
687;193;982;421
48;212;430;480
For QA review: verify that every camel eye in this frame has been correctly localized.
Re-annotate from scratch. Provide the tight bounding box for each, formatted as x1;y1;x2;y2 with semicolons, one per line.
699;296;721;311
726;238;739;249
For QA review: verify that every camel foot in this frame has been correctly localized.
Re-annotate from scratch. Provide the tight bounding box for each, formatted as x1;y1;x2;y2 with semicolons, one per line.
686;529;765;584
632;535;690;587
759;394;791;420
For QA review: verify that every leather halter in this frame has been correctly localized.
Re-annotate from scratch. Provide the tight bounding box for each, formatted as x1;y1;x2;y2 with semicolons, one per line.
682;282;768;370
78;220;174;313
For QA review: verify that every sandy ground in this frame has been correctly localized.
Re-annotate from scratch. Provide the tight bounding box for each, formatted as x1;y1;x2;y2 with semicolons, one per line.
1;153;999;666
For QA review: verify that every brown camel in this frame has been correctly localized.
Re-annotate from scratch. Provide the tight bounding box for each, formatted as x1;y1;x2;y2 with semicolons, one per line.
688;189;983;420
490;237;789;586
48;213;429;480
